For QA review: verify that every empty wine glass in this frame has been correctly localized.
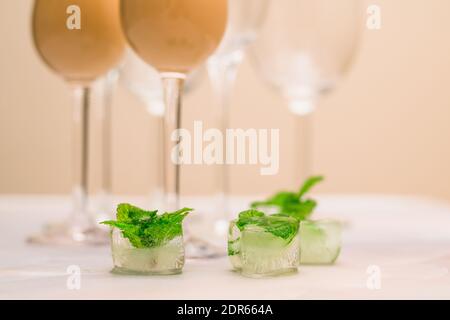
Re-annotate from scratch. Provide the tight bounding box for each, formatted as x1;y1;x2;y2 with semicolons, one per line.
207;0;270;230
251;0;362;182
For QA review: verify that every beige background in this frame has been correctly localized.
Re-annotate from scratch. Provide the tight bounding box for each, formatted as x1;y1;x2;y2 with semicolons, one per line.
1;0;450;200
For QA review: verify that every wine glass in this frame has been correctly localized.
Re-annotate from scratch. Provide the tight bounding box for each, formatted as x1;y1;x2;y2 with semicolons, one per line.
119;49;204;209
120;0;228;257
250;0;362;183
91;69;120;225
29;0;125;245
207;0;269;233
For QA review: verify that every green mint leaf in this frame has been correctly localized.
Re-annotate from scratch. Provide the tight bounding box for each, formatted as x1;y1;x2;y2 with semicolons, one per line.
239;209;265;220
251;192;298;208
116;203;157;223
236;209;265;230
235;210;298;243
100;205;193;248
160;207;193;224
101;220;144;248
298;175;324;199
100;220;121;227
263;217;299;243
277;199;317;221
140;208;193;248
250;176;323;222
121;226;145;248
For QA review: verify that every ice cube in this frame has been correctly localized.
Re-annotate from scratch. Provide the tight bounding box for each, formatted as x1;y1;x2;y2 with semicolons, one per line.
235;216;300;277
228;220;242;271
111;228;185;275
300;219;341;264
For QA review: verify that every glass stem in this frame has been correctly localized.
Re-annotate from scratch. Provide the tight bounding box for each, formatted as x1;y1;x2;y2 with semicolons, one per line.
71;85;92;229
293;108;314;185
207;51;244;219
156;113;165;206
161;74;185;212
101;71;118;199
148;109;164;208
98;70;118;219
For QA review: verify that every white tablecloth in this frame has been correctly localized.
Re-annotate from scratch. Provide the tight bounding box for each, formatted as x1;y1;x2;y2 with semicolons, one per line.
0;195;449;299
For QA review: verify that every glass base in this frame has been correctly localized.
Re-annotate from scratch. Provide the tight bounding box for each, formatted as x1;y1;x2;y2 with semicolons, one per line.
27;222;109;246
240;267;298;279
111;266;182;276
300;253;340;265
184;236;225;259
228;255;242;271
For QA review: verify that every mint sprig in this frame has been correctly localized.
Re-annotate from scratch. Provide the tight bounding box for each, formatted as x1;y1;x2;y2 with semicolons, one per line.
251;176;323;221
235;209;299;243
101;204;192;248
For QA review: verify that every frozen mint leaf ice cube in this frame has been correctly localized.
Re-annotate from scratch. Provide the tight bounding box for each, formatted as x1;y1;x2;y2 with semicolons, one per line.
111;228;184;275
237;215;300;277
300;220;342;264
101;204;192;249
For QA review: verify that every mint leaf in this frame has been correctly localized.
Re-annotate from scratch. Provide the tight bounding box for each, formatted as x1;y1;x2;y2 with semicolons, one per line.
263;217;299;243
239;209;265;220
140;208;193;248
101;220;145;248
235;209;265;230
100;204;192;248
121;226;145;248
251;192;298;208
100;220;129;229
250;176;323;222
298;176;324;199
235;210;298;243
116;203;157;223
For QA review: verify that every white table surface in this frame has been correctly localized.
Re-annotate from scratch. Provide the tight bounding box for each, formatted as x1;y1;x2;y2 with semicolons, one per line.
0;194;449;300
